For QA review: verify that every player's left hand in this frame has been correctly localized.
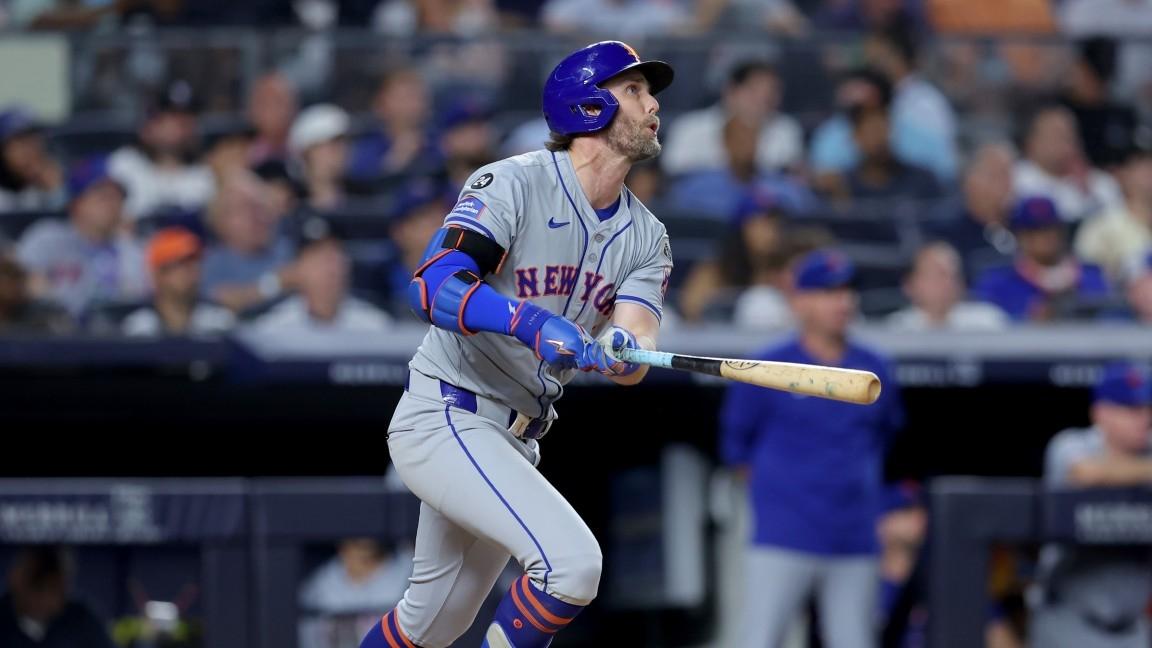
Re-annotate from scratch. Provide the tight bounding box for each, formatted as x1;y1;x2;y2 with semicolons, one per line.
570;329;625;375
596;326;640;376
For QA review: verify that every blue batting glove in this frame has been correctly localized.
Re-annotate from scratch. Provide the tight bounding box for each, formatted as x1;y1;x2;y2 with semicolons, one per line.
510;302;584;369
596;326;640;376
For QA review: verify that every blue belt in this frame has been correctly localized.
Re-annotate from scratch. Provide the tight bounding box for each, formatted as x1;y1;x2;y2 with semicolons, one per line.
405;370;552;440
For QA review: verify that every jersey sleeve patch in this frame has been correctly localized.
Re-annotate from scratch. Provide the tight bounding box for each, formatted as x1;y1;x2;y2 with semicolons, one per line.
450;195;487;220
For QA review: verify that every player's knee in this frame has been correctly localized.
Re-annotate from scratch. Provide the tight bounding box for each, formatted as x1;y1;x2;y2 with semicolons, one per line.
550;549;603;604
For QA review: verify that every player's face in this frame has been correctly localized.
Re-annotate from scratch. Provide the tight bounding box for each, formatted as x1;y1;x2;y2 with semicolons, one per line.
601;73;661;162
1094;402;1152;454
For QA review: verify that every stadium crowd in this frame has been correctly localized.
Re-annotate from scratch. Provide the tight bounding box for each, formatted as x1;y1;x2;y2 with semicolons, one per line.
1;0;1151;339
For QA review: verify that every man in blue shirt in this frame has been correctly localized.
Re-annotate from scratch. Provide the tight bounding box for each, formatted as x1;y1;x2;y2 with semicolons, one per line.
721;248;904;648
974;196;1111;322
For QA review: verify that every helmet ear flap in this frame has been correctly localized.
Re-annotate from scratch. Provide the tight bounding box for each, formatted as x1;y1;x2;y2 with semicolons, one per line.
562;87;619;134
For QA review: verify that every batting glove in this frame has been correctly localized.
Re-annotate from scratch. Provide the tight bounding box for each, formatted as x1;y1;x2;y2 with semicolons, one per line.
597;326;641;376
510;301;584;369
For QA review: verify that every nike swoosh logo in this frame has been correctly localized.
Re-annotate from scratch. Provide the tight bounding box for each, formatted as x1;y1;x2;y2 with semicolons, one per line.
547;217;569;229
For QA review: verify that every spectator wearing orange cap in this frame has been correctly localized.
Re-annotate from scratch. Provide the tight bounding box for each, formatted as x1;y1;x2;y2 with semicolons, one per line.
121;228;235;336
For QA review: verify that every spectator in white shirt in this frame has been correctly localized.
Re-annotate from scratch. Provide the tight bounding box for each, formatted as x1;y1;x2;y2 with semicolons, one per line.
107;80;214;221
251;219;391;333
122;227;235;337
887;242;1009;331
1014;104;1123;222
662;60;804;176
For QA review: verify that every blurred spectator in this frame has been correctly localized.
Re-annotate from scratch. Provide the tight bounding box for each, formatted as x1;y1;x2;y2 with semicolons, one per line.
107;80;214;221
289;104;351;212
1031;362;1152;648
689;0;785;32
0;252;71;334
678;191;790;325
668;116;817;219
542;0;691;35
1061;0;1152;110
204;124;257;186
974;196;1110;322
808;67;892;175
500;117;551;157
827;105;941;203
625;161;662;205
876;482;928;648
299;538;411;614
720;249;903;648
863;25;958;181
251;219;391;332
372;0;498;35
253;159;303;222
0;108;65;211
1061;38;1139;169
383;179;451;316
662;61;803;176
1074;142;1152;280
16;157;148;317
695;0;810;35
1122;253;1152;324
247;72;299;165
0;545;116;648
200;171;296;313
122;227;234;336
732;226;831;330
298;538;413;648
1014;104;1123;222
437;99;497;189
927;142;1018;282
815;0;926;31
346;68;435;185
886;242;1008;331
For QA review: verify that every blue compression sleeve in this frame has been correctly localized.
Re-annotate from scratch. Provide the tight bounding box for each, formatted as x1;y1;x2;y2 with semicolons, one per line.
417;249;521;334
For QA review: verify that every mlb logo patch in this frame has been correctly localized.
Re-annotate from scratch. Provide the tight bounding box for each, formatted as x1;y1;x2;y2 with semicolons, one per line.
450;195;487;220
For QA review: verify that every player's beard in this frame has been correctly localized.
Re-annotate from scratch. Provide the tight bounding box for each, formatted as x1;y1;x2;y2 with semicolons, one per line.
606;113;661;162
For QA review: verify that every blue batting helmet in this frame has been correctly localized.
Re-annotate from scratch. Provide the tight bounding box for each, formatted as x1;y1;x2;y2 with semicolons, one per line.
542;41;674;136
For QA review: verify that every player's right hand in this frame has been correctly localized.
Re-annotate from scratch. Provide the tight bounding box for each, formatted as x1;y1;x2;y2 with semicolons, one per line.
510;302;608;371
511;302;584;368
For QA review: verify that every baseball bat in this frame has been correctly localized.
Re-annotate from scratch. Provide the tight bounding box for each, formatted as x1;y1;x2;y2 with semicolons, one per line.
616;347;882;405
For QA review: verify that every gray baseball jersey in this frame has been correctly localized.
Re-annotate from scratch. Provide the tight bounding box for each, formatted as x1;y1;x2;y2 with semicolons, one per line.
409;148;673;419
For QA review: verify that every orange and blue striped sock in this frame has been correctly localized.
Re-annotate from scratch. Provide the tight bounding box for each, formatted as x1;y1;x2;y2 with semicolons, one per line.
482;575;584;647
360;609;421;648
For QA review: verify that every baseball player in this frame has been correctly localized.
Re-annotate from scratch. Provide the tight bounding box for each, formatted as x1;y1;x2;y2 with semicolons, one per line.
360;41;674;648
720;249;904;648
